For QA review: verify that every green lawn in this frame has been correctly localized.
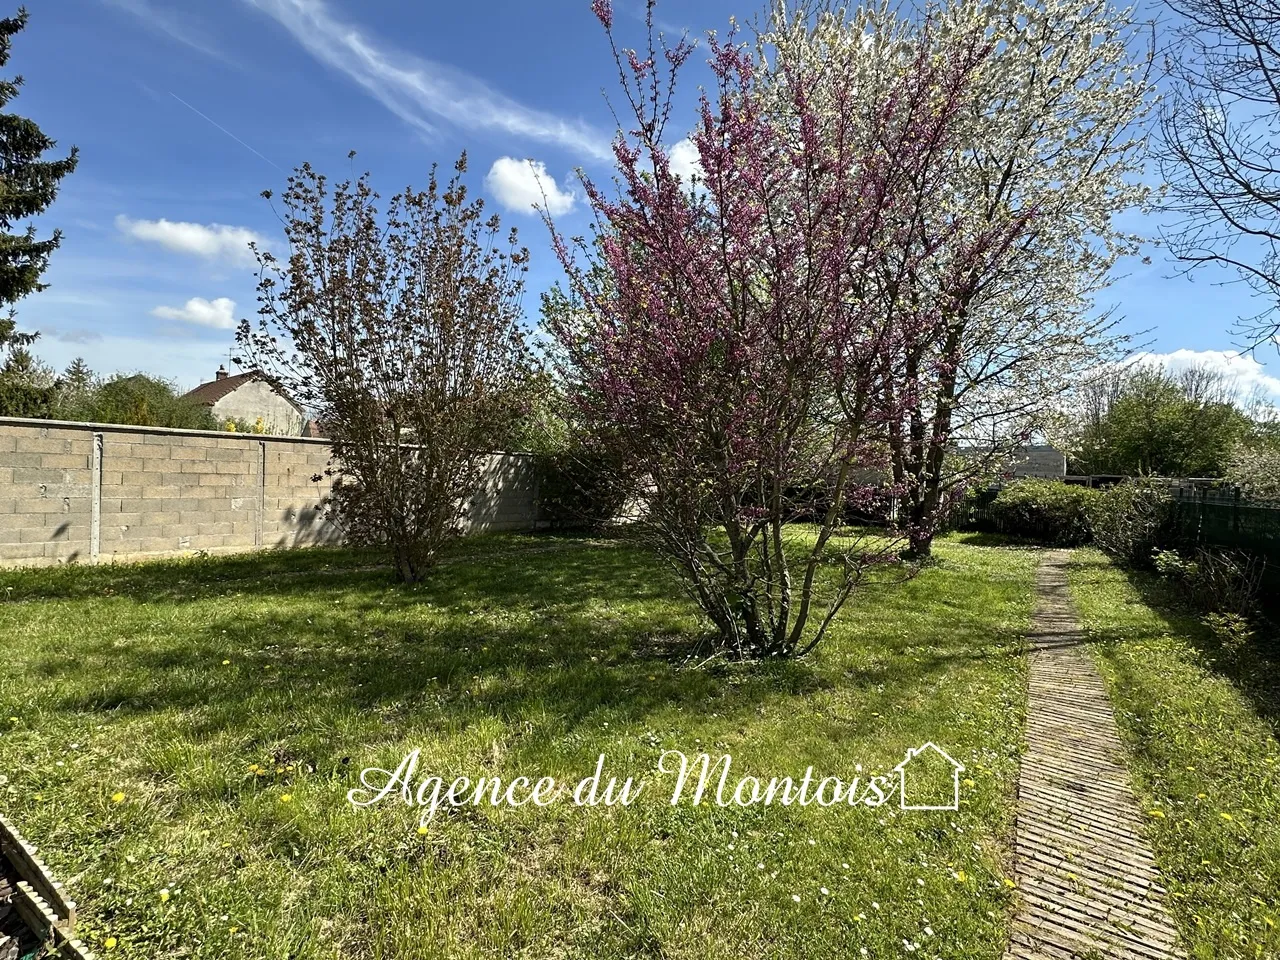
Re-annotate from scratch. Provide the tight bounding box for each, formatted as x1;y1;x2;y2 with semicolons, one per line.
0;534;1036;959
1068;549;1280;960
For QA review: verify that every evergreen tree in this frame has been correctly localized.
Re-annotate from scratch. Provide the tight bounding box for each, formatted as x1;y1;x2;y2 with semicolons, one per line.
0;7;78;308
62;356;93;390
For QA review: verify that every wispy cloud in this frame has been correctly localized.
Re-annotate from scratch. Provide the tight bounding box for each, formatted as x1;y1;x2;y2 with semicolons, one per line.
151;296;239;330
116;216;268;267
486;158;576;216
244;0;614;162
102;0;231;63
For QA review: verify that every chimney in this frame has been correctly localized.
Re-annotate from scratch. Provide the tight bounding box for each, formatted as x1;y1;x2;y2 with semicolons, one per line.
215;365;228;381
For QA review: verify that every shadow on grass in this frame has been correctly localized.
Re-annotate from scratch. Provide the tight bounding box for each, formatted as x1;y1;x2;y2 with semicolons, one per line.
947;531;1050;550
6;534;1021;755
1072;554;1280;738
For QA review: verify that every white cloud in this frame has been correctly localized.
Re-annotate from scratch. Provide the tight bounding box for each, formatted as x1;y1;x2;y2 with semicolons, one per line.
151;297;239;330
245;0;613;162
116;216;267;267
485;158;576;216
669;138;703;183
1129;349;1280;402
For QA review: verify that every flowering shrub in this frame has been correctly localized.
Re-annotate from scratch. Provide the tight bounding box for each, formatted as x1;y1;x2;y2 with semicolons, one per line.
549;2;1018;656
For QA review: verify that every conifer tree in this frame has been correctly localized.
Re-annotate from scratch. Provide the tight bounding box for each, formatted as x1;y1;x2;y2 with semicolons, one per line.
0;5;78;374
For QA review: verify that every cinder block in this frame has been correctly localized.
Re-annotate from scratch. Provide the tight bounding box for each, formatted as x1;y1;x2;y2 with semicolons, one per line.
0;543;44;562
44;540;88;560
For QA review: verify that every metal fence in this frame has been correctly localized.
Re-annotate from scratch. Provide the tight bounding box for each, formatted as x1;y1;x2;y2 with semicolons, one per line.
949;481;1280;561
1168;487;1280;565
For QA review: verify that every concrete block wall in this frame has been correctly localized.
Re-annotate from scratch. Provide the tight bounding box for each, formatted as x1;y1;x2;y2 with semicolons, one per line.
0;418;541;567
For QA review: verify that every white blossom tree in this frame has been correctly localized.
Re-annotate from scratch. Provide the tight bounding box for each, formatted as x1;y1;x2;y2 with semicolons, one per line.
767;0;1155;553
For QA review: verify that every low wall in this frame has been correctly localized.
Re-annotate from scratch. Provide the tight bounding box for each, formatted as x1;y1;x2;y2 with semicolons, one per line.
0;418;540;568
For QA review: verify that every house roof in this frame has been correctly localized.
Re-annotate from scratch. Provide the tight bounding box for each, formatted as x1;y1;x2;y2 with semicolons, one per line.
182;370;305;415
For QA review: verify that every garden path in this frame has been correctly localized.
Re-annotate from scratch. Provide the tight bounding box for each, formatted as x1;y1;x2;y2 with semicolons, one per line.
1004;550;1186;960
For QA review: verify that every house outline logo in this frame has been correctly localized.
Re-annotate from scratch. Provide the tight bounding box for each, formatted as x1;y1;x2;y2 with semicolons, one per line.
892;742;965;811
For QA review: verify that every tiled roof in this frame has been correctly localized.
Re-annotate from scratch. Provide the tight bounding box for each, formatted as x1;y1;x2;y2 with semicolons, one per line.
182;371;267;406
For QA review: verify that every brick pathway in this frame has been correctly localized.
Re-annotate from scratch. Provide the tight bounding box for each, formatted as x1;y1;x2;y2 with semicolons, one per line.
1004;550;1186;960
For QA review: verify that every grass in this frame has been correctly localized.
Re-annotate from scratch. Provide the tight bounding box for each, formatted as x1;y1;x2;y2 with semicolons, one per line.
0;533;1037;959
1067;549;1280;960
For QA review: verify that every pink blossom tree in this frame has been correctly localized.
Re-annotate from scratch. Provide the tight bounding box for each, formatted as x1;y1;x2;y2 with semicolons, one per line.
548;1;1002;656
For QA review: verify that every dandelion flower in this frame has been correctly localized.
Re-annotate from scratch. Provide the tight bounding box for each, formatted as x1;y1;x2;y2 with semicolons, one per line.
280;794;293;803
159;889;171;903
104;937;117;950
417;825;429;835
111;792;125;803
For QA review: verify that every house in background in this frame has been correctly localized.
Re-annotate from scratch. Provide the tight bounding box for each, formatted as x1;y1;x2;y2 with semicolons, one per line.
1007;444;1068;478
183;367;307;436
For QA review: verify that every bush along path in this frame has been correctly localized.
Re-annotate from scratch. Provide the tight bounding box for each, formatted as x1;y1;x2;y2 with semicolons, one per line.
1005;550;1186;960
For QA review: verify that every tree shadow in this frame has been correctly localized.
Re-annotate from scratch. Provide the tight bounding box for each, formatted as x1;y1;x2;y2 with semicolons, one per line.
10;535;1007;758
1072;554;1280;737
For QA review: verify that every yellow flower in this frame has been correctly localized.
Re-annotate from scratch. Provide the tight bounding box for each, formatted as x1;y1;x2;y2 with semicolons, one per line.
222;660;231;666
230;926;239;934
111;792;126;803
279;794;293;803
159;889;170;903
105;936;118;950
955;870;967;882
1003;878;1016;889
1148;809;1165;818
417;825;429;835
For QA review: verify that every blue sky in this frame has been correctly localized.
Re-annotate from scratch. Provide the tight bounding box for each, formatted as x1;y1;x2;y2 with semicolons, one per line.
14;0;1280;399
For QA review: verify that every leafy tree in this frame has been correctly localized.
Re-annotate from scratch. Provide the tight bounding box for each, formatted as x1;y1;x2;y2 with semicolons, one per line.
770;0;1153;556
237;153;532;583
549;1;1008;656
88;374;218;430
1225;417;1280;502
1071;365;1250;476
0;7;78;306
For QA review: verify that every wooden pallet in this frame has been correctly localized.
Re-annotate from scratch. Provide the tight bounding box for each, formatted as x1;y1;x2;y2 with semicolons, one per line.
0;815;95;960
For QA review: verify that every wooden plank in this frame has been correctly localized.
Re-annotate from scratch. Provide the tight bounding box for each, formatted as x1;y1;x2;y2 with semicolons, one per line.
0;815;75;928
12;882;95;960
1003;550;1186;960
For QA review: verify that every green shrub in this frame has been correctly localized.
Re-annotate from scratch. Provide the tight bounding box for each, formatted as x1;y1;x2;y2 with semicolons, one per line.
1154;545;1266;618
537;449;632;532
1086;478;1176;567
986;478;1100;545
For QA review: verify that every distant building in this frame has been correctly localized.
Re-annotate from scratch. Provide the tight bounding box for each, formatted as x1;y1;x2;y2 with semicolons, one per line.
183;367;307;436
1007;444;1068;479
